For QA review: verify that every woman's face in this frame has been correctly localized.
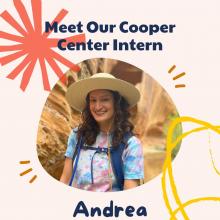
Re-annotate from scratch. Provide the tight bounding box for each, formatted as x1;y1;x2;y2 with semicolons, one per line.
89;89;115;130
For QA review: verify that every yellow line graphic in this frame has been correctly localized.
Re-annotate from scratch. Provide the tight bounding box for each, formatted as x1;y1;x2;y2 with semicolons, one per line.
175;84;186;88
162;116;220;219
173;72;186;80
29;175;37;183
19;160;30;164
209;148;220;176
168;65;176;73
19;161;38;183
20;168;33;176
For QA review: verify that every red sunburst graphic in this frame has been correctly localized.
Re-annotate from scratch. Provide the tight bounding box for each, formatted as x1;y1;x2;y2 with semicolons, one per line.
0;0;85;91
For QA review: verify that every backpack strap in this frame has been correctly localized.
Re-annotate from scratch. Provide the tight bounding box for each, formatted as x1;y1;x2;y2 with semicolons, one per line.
69;132;132;190
110;132;132;190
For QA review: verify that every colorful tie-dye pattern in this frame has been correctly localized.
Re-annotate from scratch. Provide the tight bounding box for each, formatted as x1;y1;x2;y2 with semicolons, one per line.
65;128;144;192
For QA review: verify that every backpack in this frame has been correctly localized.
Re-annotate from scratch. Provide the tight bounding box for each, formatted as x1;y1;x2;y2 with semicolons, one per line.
69;132;132;191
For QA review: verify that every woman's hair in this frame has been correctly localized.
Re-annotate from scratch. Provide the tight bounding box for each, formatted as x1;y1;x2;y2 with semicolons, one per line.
77;90;134;147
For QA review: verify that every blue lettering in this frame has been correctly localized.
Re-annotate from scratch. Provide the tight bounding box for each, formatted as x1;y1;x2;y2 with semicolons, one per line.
137;206;147;216
91;207;101;217
72;200;148;217
115;206;124;217
45;21;58;33
103;200;113;217
87;21;98;33
119;21;129;33
57;39;66;51
125;206;135;217
73;201;89;217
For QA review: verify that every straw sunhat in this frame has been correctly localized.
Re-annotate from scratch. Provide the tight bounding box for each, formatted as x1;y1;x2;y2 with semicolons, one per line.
66;73;140;112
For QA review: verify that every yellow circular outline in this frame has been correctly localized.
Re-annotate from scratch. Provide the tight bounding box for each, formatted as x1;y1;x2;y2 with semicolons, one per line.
162;116;220;219
171;197;220;218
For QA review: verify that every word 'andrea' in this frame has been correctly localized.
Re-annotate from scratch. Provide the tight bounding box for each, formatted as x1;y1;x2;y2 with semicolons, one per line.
73;200;147;217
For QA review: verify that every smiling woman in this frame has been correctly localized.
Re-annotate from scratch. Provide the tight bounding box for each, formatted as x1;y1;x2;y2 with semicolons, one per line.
60;73;144;191
36;58;182;192
89;90;115;129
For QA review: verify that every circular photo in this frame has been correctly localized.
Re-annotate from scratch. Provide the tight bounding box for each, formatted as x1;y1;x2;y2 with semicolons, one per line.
36;58;182;192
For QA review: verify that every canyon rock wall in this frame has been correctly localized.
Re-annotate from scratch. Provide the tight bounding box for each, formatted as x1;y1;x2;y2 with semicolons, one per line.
37;58;180;183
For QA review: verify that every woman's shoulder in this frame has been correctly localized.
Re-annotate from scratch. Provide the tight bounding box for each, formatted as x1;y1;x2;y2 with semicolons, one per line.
123;135;143;159
72;126;79;132
65;127;79;158
68;127;79;141
70;126;79;134
126;135;142;150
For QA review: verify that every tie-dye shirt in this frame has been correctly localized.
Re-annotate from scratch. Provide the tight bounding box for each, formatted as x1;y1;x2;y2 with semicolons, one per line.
65;128;144;192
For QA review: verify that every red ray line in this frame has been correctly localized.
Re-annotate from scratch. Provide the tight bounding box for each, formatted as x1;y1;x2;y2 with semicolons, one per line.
0;44;23;52
20;57;37;91
13;0;34;33
31;0;41;34
48;49;80;72
7;54;32;79
39;57;50;91
66;33;86;43
48;33;86;47
47;38;59;47
0;31;25;43
0;11;27;36
46;56;67;84
42;9;68;38
0;50;27;66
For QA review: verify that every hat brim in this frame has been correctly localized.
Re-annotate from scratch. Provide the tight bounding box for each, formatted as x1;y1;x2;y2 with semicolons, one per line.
66;76;140;112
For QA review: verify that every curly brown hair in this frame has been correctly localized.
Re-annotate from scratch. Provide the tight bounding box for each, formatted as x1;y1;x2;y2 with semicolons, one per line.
76;90;134;147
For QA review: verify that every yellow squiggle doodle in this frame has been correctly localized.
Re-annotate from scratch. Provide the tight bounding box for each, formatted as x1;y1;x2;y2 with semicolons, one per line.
171;197;220;218
209;148;220;176
162;116;220;220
